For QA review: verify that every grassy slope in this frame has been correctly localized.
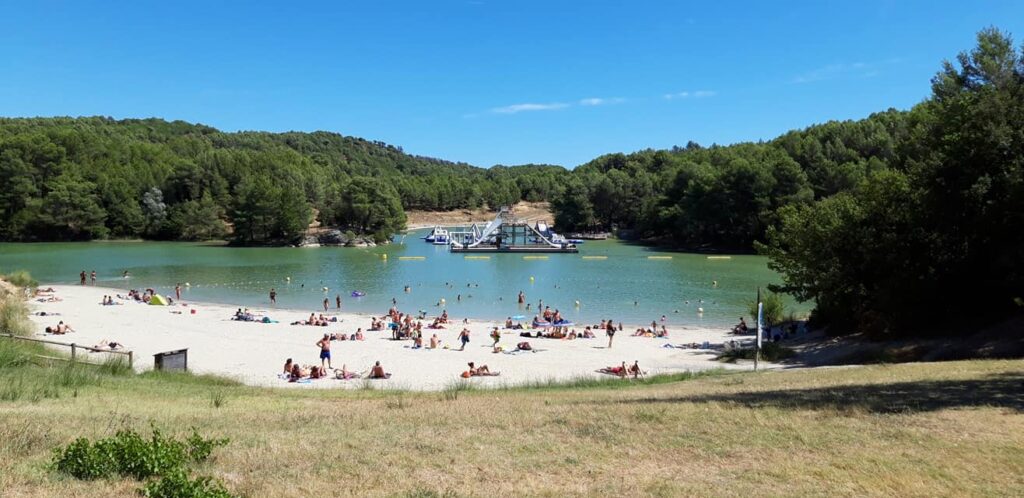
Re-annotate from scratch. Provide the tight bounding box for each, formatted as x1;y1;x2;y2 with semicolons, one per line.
1;357;1021;497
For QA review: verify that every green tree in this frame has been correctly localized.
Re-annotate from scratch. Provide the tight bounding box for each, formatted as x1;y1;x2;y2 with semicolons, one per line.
35;174;109;240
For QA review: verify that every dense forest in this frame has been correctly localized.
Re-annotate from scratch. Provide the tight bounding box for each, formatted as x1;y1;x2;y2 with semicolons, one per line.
1;28;1020;338
0;119;565;244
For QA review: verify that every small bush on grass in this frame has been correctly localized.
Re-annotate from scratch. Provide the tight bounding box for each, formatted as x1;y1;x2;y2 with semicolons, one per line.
718;342;795;363
441;379;473;401
98;356;134;376
52;426;229;480
140;469;235;498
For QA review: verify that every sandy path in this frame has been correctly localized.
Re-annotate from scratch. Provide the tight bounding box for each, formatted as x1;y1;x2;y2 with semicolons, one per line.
25;285;754;390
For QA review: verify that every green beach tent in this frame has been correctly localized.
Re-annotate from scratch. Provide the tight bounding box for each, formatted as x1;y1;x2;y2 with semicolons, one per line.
149;294;168;306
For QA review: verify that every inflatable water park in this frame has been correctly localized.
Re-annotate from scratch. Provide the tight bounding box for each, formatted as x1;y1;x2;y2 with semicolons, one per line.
449;207;579;253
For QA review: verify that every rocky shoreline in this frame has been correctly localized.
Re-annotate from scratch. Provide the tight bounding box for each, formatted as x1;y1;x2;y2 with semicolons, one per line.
298;229;383;248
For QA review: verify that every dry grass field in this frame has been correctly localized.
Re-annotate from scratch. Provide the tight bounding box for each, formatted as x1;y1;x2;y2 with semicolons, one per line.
1;285;1022;497
1;356;1021;497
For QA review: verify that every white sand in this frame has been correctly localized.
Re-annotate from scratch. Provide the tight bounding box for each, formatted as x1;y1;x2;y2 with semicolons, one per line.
25;285;757;390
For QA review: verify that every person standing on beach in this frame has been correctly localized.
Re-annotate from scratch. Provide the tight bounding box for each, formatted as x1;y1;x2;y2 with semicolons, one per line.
606;319;616;348
458;328;470;351
90;270;96;285
316;333;332;369
336;295;341;309
80;271;87;285
323;298;329;311
175;283;182;300
269;288;277;304
490;327;501;347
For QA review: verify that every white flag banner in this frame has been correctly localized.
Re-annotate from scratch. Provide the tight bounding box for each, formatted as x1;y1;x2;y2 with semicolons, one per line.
756;302;763;350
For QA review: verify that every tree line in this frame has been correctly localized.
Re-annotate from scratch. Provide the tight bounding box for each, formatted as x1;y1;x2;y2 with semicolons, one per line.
0;118;567;244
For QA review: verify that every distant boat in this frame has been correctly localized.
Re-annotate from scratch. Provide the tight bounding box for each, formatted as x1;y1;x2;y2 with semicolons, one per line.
422;226;450;244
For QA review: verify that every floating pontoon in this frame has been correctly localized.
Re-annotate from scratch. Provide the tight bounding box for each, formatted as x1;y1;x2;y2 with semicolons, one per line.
450;207;579;253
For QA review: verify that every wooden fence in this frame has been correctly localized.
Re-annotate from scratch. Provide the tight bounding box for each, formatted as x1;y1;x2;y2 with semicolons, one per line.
0;333;134;367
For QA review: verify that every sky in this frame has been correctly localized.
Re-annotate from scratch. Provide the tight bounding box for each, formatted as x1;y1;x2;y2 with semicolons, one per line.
2;1;1023;168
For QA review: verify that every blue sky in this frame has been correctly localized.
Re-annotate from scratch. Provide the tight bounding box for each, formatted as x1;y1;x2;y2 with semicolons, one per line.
2;1;1022;167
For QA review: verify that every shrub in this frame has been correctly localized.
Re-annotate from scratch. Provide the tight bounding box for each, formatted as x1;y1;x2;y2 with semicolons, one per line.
52;426;229;481
2;270;38;288
718;342;795;363
140;470;235;498
0;297;33;337
748;291;785;328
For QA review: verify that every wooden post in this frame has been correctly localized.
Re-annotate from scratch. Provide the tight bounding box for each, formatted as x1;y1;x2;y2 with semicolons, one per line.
128;351;133;368
71;343;76;362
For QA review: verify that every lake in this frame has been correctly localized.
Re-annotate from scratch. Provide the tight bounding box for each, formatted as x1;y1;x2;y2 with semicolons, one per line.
0;230;808;328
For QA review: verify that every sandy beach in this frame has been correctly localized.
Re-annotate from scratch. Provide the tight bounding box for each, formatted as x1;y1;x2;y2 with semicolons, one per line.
25;284;758;390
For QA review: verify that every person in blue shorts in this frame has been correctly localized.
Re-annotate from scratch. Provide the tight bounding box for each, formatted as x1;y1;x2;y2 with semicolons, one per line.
316;333;332;369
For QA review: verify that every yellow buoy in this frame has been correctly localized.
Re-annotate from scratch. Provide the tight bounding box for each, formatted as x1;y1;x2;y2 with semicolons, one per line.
382;254;388;260
706;256;732;260
647;256;673;260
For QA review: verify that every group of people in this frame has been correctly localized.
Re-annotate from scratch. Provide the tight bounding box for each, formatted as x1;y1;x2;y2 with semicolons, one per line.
290;313;338;326
100;295;123;306
633;322;670;338
79;270;96;286
282;356;390;383
120;288;169;304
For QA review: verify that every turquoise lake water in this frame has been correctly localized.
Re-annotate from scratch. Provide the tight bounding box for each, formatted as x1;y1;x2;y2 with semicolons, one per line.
0;230;808;327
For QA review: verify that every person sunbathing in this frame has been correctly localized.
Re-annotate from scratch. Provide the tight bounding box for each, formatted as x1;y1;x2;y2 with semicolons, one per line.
467;362;499;376
92;339;123;351
599;362;629;377
45;321;74;335
283;358;293;374
288;364;304;382
334;364;359;380
368;361;390;379
429;334;440;349
308;366;326;379
355;328;365;340
732;317;749;334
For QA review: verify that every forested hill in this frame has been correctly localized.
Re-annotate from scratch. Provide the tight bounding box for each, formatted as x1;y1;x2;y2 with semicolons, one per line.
0;108;913;249
551;107;909;251
0;117;567;243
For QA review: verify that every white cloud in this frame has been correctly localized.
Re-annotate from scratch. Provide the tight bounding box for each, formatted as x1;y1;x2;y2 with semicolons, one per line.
792;59;900;84
663;90;716;100
579;97;625;106
490;102;569;114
